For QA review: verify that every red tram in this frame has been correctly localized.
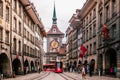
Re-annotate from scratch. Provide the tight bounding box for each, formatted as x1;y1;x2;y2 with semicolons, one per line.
54;62;63;73
43;64;55;72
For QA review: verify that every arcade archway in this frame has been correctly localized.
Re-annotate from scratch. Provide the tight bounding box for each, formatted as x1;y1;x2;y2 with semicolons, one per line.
0;53;10;74
105;48;117;75
12;58;21;75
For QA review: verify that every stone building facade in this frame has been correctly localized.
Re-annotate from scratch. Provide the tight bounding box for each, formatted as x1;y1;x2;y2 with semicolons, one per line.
66;0;120;77
80;0;98;74
0;0;46;76
97;0;120;76
67;9;81;69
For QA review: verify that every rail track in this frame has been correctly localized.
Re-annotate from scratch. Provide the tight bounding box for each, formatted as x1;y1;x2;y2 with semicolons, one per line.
59;73;77;80
32;72;50;80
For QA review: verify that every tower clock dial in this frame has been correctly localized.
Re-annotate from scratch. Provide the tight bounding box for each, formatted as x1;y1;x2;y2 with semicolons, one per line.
51;40;59;49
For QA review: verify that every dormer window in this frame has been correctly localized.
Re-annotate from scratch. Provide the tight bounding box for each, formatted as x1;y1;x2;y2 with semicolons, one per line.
53;28;56;33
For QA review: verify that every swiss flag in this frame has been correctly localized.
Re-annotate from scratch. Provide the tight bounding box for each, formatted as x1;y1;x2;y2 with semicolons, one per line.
79;44;87;58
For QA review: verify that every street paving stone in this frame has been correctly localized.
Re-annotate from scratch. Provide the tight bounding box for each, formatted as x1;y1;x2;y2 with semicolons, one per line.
65;72;120;80
3;72;120;80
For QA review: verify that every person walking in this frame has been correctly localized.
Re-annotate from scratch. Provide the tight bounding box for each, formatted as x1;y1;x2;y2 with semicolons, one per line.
114;66;117;77
89;63;93;77
81;65;86;79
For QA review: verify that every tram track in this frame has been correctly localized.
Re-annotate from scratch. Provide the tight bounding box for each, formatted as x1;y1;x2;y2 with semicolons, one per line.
32;72;50;80
59;73;76;80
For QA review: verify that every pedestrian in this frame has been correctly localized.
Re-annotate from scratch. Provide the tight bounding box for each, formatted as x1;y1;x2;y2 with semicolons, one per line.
39;68;41;73
114;66;117;77
89;64;93;77
24;67;26;75
110;66;113;75
81;65;86;79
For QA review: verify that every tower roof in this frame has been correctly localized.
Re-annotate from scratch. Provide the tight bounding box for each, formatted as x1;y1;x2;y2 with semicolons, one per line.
47;25;64;35
52;1;57;24
47;1;64;36
53;2;56;19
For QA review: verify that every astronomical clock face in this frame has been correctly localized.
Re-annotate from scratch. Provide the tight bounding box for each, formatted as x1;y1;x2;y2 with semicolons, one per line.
50;40;59;49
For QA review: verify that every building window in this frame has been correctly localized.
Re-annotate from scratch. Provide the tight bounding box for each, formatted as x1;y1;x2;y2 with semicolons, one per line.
27;31;29;40
89;13;92;22
19;3;22;16
93;42;96;54
86;45;88;55
23;44;26;53
86;29;88;41
90;44;92;54
5;31;9;43
83;20;85;27
24;14;26;22
112;0;116;15
106;5;110;22
99;12;103;27
6;6;9;21
86;17;88;25
24;28;26;37
0;0;3;17
18;41;21;53
26;17;28;26
26;46;29;54
13;38;17;53
83;32;85;43
99;33;102;46
89;26;92;39
93;23;96;37
111;24;117;39
14;17;17;32
93;8;96;18
0;28;2;41
14;0;17;12
19;22;21;35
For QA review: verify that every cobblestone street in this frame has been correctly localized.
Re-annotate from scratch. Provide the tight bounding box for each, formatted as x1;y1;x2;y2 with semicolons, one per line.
3;72;120;80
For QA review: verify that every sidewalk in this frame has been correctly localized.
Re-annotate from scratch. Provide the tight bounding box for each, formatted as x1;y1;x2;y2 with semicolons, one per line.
65;72;120;80
4;73;40;80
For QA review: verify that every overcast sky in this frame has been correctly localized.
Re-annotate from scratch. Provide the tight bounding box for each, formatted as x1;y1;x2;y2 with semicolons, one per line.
29;0;86;51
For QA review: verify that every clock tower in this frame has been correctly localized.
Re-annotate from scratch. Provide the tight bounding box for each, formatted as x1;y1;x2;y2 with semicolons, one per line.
47;2;64;53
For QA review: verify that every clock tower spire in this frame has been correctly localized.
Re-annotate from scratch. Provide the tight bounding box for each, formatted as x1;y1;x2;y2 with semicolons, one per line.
47;1;64;53
52;1;57;25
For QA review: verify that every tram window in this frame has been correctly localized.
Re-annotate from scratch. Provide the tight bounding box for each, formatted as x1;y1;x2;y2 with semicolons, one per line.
56;62;62;68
